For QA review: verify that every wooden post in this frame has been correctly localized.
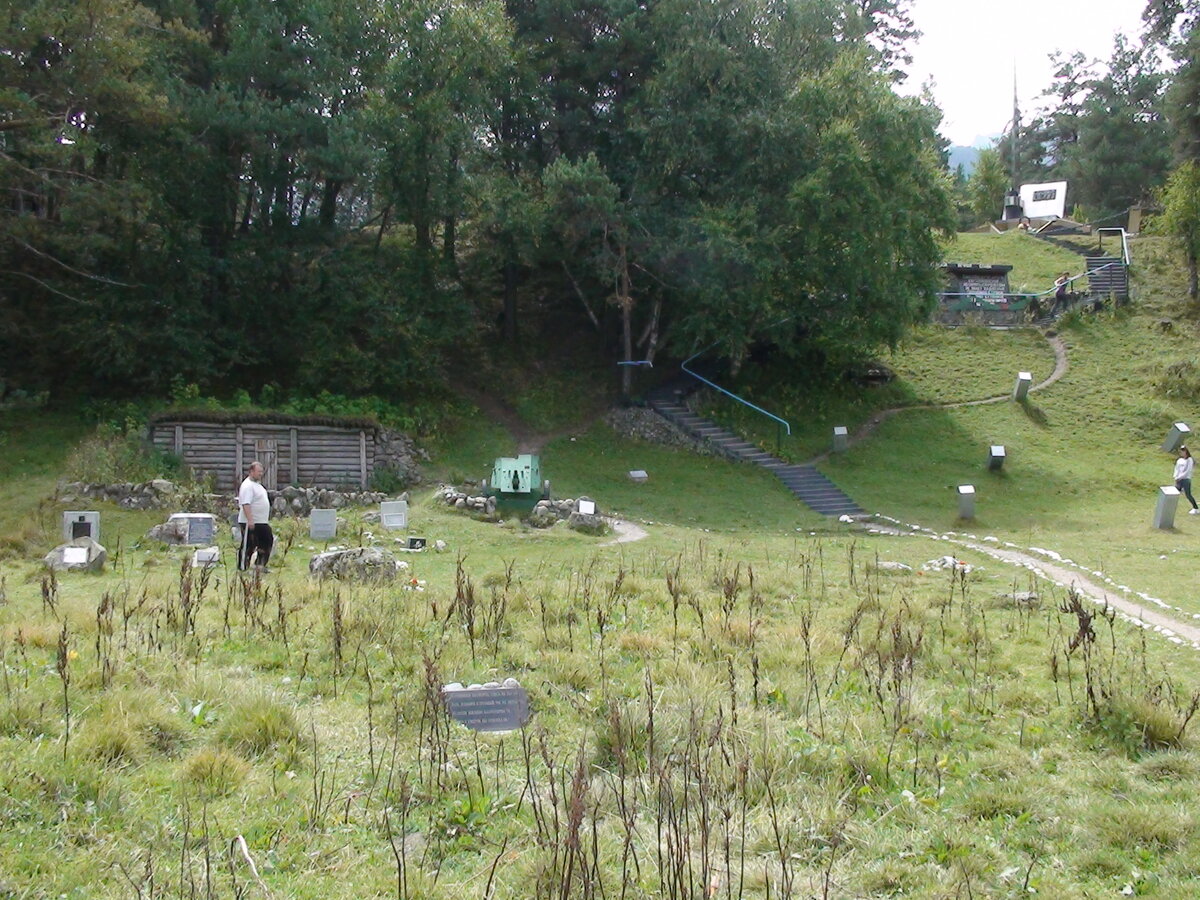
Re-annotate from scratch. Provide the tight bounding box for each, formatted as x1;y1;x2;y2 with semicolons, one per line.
359;430;368;489
290;427;298;487
235;426;244;486
174;424;183;456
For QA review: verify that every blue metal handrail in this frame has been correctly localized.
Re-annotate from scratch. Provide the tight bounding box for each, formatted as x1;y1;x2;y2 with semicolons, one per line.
682;344;792;438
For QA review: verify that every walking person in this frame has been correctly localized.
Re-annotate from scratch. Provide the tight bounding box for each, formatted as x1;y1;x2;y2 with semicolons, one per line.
1052;272;1070;316
237;460;275;572
1175;446;1199;515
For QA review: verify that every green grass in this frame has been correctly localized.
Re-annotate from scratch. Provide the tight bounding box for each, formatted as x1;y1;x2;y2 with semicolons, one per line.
0;409;88;549
943;230;1088;294
3;499;1200;897
6;233;1200;897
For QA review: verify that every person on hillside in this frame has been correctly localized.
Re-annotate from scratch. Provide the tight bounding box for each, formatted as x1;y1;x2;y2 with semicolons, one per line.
1175;446;1199;515
1052;272;1071;315
237;460;274;572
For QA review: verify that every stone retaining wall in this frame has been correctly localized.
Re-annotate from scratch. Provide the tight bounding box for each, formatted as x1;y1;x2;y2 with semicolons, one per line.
59;479;400;516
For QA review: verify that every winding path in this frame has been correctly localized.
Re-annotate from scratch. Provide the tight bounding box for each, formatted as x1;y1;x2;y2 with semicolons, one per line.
865;518;1200;649
809;333;1069;464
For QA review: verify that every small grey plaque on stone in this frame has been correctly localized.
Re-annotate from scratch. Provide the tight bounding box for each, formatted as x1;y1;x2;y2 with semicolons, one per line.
577;499;596;515
310;508;337;540
443;680;530;732
168;513;215;546
63;511;100;544
62;547;89;565
832;426;849;453
628;470;648;483
380;500;408;531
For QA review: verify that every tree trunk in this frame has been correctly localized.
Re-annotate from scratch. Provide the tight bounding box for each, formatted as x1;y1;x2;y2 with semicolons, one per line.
503;253;519;342
618;245;633;400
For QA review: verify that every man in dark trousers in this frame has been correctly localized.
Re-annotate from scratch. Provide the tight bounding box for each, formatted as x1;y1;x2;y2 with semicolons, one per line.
237;460;274;574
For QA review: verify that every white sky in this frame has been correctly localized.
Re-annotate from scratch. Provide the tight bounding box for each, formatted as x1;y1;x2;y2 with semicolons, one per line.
901;0;1148;146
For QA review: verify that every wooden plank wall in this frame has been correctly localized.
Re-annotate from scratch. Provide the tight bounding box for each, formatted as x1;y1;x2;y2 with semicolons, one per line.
151;422;376;491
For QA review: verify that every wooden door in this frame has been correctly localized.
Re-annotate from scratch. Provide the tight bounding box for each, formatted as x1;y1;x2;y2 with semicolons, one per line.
254;439;278;491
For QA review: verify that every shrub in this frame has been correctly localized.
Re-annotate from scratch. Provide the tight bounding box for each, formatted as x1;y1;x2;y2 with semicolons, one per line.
181;747;251;798
216;695;304;758
62;424;182;485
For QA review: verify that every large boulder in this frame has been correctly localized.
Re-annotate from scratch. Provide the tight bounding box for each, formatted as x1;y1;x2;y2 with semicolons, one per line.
309;547;402;581
146;519;188;545
44;536;107;572
566;512;608;536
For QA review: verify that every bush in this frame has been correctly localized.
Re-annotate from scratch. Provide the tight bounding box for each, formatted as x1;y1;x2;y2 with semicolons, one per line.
216;695;304;758
62;424;182;485
181;747;251;798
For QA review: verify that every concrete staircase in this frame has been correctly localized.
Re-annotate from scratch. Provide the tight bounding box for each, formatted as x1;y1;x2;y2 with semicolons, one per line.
1085;255;1129;299
645;379;863;517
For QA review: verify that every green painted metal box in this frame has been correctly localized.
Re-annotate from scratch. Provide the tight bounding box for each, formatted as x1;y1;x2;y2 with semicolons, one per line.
486;454;545;503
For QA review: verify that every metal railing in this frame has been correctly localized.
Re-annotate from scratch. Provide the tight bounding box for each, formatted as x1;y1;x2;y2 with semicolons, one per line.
681;343;792;449
1096;227;1131;266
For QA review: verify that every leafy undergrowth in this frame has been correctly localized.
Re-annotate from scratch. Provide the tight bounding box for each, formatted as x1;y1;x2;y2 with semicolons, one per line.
2;506;1200;898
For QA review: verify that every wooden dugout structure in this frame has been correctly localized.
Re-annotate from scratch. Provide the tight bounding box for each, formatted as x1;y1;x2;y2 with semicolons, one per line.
148;412;380;492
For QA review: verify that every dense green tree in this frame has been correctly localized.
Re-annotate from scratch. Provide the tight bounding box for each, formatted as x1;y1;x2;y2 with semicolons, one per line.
965;147;1007;224
1157;160;1200;299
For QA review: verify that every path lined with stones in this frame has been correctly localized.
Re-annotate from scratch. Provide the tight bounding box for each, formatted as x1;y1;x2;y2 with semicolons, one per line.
865;516;1200;650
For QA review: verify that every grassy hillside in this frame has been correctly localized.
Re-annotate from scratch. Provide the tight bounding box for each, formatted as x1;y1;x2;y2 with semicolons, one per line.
4;233;1200;897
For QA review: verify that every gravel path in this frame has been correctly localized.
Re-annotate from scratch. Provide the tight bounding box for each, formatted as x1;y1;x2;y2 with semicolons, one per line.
865;518;1200;650
602;518;649;545
810;333;1069;463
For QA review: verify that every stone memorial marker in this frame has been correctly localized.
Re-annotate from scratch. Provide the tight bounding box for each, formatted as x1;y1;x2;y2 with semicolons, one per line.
380;500;408;531
988;445;1006;471
62;511;100;544
1153;486;1181;530
957;484;976;520
44;536;107;572
407;536;426;550
832;426;849;453
1163;422;1191;453
443;679;530;732
577;499;596;515
191;547;220;568
310;508;337;540
628;470;648;483
1012;372;1032;402
167;513;216;546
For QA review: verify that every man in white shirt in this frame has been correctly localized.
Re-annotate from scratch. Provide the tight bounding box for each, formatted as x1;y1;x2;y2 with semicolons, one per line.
237;461;274;572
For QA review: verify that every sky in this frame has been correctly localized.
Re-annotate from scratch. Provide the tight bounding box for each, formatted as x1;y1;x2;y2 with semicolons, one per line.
900;0;1149;147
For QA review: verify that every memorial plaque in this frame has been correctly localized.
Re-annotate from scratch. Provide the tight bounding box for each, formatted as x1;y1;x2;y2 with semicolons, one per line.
62;547;89;565
832;426;849;453
168;513;216;546
957;484;976;520
310;509;337;540
407;536;426;550
192;547;220;568
1013;372;1032;402
380;500;408;531
443;680;530;732
577;499;596;515
988;445;1006;472
62;511;100;544
628;470;648;483
1163;422;1191;453
1154;486;1181;530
